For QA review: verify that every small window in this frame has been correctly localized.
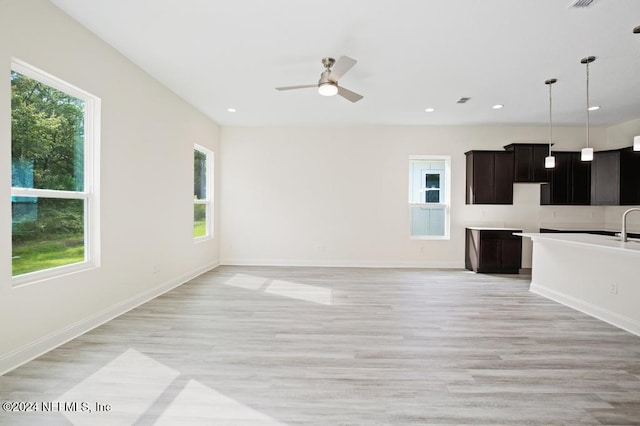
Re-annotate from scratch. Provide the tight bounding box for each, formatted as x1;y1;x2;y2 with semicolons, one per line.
11;59;100;282
194;145;213;240
409;156;450;239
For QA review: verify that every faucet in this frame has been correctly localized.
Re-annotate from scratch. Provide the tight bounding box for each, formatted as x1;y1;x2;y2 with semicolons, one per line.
621;208;640;242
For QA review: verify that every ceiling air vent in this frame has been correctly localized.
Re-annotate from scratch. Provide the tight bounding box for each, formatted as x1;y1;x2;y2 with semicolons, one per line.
569;0;595;8
457;97;471;104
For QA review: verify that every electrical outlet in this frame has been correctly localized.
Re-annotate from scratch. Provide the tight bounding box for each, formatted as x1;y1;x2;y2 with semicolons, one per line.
609;283;618;295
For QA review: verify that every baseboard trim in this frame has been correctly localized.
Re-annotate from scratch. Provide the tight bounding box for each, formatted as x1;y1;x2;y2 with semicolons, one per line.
0;262;219;376
530;282;640;337
220;258;464;269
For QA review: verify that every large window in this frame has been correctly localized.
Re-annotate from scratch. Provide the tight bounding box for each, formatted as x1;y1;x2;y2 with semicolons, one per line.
194;145;213;240
11;59;100;281
408;155;450;239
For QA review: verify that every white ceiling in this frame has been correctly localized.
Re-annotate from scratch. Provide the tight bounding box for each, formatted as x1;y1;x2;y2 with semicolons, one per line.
49;0;640;127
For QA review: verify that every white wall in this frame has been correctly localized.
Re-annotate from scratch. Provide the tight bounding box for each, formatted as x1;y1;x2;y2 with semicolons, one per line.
220;125;608;269
0;0;220;373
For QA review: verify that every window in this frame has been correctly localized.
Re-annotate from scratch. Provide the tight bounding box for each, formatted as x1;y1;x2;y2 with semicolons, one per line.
408;156;450;239
194;145;213;240
11;59;100;281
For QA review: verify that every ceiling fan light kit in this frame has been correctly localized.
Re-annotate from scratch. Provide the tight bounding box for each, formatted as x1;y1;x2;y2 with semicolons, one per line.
318;83;338;96
276;56;364;102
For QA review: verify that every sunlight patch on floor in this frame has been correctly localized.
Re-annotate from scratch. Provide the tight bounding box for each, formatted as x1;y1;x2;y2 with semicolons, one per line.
58;348;179;425
224;273;269;290
57;348;289;425
155;379;286;425
264;279;333;305
224;273;333;305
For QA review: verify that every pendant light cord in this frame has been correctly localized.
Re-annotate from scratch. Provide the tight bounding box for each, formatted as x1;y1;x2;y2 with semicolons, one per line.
586;61;590;149
549;82;553;156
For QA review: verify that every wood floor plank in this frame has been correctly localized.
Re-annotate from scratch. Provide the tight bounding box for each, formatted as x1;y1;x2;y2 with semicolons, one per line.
1;266;639;425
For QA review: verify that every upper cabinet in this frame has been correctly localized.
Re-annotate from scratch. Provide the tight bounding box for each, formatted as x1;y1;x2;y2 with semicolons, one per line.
503;143;550;183
465;150;514;204
592;147;640;205
540;151;591;205
591;150;620;205
466;143;639;206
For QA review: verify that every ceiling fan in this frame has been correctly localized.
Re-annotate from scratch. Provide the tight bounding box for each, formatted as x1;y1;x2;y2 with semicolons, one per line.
275;56;364;103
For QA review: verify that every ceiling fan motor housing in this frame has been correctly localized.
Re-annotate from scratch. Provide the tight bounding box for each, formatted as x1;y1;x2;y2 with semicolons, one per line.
322;57;336;69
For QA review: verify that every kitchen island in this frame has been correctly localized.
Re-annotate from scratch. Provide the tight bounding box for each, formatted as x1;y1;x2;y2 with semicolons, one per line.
518;232;640;336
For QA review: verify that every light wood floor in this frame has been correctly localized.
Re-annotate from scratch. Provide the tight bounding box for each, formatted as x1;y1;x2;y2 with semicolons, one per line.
1;266;639;425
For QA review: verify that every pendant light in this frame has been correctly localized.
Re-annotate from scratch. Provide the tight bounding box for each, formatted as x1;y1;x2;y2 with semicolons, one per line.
545;78;557;168
580;56;596;161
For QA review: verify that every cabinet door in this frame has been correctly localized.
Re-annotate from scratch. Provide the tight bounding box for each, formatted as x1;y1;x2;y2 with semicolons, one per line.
620;148;640;205
510;144;550;183
479;238;501;272
513;145;534;182
501;238;522;272
532;145;551;182
571;155;591;205
541;152;590;205
466;151;514;204
548;152;571;204
591;151;620;205
494;152;514;204
472;153;496;204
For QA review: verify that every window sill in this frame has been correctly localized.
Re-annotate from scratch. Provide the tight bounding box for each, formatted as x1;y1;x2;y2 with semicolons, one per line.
12;261;99;288
410;235;450;241
194;235;214;244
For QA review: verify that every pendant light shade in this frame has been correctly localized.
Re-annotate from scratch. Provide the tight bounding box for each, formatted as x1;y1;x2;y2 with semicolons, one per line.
581;147;594;161
545;78;557;169
545;156;556;168
581;56;596;162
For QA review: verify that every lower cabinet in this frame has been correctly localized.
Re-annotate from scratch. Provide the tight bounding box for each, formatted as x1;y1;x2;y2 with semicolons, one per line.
465;228;522;274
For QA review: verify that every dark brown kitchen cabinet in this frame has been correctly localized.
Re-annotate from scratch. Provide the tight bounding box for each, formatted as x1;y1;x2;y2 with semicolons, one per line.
592;147;640;205
540;151;591;205
503;143;550;183
465;228;522;274
465;150;514;204
591;150;620;205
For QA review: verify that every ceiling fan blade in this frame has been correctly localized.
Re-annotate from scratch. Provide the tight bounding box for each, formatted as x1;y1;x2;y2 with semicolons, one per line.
275;84;317;91
328;56;357;82
337;86;363;103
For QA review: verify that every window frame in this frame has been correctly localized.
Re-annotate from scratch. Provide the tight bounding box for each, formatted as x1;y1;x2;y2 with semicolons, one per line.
10;58;101;285
408;155;451;240
422;170;444;203
193;144;213;242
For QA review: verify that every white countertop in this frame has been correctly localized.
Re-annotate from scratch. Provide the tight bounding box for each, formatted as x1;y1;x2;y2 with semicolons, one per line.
538;223;640;234
466;227;522;231
517;232;640;254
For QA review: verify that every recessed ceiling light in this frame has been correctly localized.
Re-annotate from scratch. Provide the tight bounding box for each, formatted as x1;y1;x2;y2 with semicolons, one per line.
588;105;600;111
492;104;504;109
425;108;435;113
227;108;237;113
